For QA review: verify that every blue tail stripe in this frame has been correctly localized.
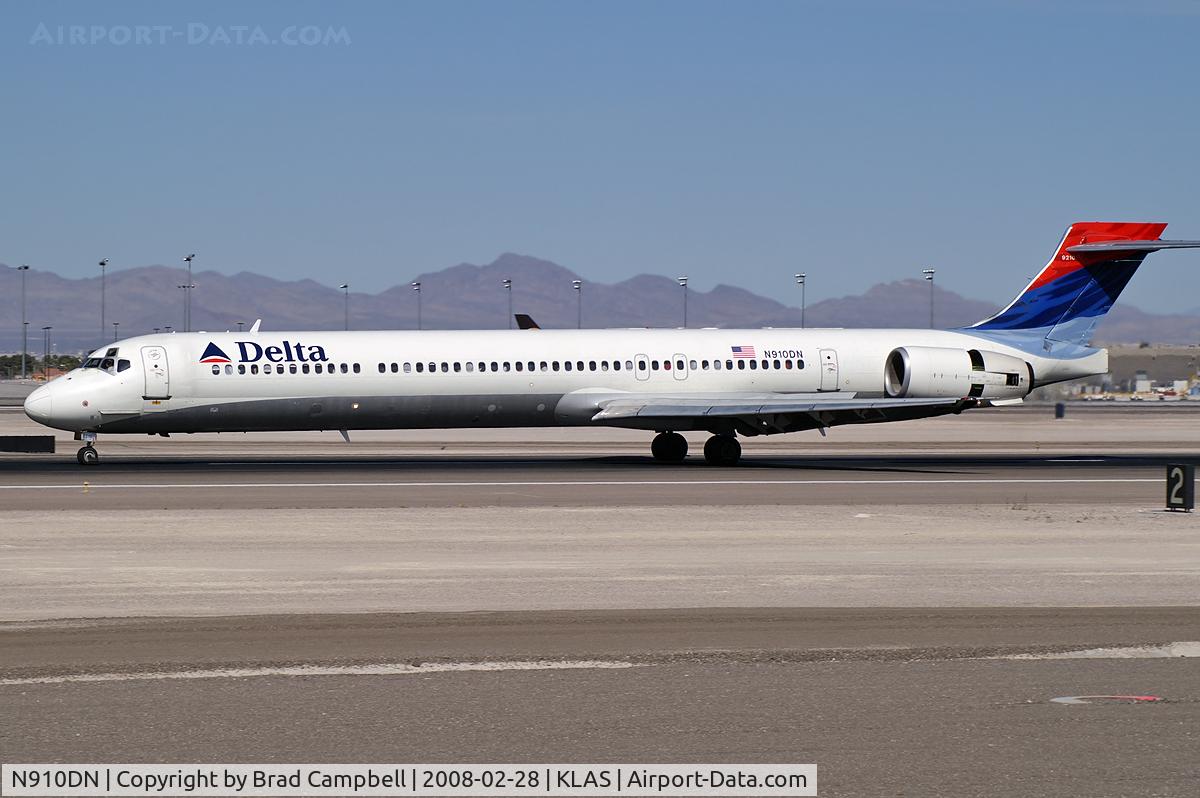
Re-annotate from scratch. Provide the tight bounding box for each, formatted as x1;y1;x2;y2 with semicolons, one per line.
973;256;1146;332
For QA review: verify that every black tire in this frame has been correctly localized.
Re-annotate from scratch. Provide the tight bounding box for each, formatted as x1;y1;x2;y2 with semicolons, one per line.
703;435;741;466
650;431;688;462
78;446;99;466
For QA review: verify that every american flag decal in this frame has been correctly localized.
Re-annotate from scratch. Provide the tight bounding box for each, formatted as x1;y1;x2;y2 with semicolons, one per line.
731;345;756;358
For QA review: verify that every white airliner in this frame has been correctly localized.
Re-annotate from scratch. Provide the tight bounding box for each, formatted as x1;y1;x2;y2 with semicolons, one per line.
23;222;1200;466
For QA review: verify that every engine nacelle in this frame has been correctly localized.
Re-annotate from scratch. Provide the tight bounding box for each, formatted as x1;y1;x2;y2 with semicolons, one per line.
884;346;1032;399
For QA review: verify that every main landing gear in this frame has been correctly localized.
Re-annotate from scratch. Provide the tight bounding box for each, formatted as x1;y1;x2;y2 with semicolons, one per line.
650;432;742;466
650;431;688;462
76;431;99;466
702;434;741;467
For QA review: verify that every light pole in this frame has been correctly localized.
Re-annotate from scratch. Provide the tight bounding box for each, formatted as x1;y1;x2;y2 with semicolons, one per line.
236;321;244;332
178;284;194;330
922;268;936;329
164;326;173;334
339;283;350;330
99;258;109;340
41;326;52;381
502;278;512;329
18;265;29;379
112;322;120;342
154;328;161;334
182;254;196;332
411;281;422;330
677;276;688;328
794;272;806;329
572;280;582;329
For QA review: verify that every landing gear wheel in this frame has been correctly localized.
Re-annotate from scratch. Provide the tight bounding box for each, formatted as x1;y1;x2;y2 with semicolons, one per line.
650;431;688;463
77;446;99;466
703;435;741;466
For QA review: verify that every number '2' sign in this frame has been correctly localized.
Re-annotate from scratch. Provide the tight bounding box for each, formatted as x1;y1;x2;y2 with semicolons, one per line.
1166;464;1195;512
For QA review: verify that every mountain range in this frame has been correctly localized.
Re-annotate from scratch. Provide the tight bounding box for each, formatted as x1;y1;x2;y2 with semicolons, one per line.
2;253;1198;352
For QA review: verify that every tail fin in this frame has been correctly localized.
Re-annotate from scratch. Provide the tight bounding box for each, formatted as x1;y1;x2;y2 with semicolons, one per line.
969;222;1200;348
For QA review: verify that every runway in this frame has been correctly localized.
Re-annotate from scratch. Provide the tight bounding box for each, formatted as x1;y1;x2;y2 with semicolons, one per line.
2;609;1199;797
2;408;1198;796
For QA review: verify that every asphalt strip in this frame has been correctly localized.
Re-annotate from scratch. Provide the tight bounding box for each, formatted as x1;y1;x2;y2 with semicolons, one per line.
0;477;1164;490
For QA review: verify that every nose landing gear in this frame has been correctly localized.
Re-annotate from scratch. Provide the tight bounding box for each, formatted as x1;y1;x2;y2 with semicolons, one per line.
76;431;99;466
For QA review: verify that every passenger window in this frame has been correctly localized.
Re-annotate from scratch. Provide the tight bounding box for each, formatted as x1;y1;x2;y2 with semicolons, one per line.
264;364;273;374
454;362;462;372
403;363;411;373
589;361;597;371
614;361;622;371
353;363;360;373
677;359;685;370
239;365;247;374
441;363;449;372
737;360;745;370
225;365;233;375
118;359;131;373
797;360;805;370
416;362;424;373
633;360;642;371
749;361;757;370
540;362;549;372
378;363;385;373
491;362;499;372
651;360;659;370
664;361;671;370
601;361;609;371
466;362;474;373
691;360;698;370
726;360;734;370
289;364;297;374
302;364;310;374
528;361;535;372
391;363;398;373
503;362;511;372
563;361;571;371
479;362;486;372
774;359;781;369
515;362;523;372
713;360;720;370
212;365;220;375
576;361;584;371
314;363;323;374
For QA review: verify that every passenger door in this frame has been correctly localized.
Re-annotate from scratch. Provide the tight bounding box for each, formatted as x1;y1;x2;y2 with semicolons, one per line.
141;346;170;399
818;348;839;392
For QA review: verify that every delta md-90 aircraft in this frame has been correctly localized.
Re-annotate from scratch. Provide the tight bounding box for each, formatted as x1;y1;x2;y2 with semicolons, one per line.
23;222;1200;466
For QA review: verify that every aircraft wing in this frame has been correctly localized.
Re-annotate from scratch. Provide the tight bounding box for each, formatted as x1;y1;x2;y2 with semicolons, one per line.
584;393;980;436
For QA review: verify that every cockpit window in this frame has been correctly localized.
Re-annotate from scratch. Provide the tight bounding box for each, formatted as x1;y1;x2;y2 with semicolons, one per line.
117;359;131;373
84;358;103;369
105;348;119;358
100;358;115;370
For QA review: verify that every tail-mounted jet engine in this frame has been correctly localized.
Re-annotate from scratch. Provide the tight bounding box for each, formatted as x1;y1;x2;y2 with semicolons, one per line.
884;346;1032;400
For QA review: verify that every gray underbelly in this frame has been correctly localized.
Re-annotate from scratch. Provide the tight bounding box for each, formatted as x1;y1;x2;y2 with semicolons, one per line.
97;393;571;433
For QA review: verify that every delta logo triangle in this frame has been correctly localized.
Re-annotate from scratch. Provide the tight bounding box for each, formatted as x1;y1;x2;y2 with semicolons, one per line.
199;342;232;364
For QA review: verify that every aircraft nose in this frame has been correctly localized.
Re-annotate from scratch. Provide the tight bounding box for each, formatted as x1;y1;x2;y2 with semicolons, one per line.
23;385;53;424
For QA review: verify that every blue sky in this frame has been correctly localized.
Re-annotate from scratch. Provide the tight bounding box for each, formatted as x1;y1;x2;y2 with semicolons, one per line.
3;0;1199;313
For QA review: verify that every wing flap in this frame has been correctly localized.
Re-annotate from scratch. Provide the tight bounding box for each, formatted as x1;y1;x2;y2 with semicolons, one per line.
588;393;979;435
